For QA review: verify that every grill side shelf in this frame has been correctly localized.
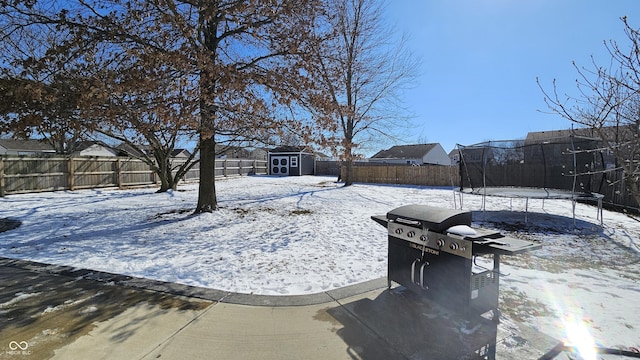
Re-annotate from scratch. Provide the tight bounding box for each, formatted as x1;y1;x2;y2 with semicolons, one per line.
371;215;388;228
472;237;542;255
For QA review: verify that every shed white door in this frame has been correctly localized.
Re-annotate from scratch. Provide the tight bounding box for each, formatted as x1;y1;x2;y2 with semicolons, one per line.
271;156;289;175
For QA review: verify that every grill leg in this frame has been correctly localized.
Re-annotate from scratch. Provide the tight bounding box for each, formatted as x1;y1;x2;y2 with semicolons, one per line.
493;253;501;324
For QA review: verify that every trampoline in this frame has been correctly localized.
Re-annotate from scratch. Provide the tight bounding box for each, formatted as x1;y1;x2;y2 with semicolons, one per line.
454;186;604;226
456;136;607;226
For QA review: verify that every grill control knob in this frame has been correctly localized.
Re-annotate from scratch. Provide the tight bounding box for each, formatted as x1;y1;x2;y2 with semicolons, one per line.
436;239;445;247
450;242;459;250
407;231;415;238
420;234;428;242
395;228;403;234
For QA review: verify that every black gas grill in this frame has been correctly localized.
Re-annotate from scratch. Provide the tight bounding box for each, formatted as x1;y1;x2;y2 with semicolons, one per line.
372;204;541;319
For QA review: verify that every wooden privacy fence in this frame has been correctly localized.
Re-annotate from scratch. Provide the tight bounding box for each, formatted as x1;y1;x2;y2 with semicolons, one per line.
342;164;459;187
0;156;267;196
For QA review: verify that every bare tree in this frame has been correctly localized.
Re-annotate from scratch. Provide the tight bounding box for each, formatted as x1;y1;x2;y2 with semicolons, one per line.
1;2;200;191
1;0;320;208
86;49;200;192
0;11;90;153
538;17;640;207
304;0;419;186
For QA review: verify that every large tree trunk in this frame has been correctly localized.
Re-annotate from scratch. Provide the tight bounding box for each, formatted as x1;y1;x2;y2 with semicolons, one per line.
195;134;217;212
194;4;219;213
343;144;354;187
156;156;170;193
153;150;178;193
342;116;355;187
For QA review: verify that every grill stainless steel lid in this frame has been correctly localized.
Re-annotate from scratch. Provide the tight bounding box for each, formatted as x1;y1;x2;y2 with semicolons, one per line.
386;204;471;233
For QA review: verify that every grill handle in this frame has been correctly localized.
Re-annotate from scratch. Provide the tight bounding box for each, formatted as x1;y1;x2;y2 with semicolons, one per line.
393;217;422;227
420;262;429;290
411;258;429;290
411;259;419;286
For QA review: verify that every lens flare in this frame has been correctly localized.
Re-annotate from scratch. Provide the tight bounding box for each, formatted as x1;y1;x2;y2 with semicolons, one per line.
540;284;599;360
562;313;597;360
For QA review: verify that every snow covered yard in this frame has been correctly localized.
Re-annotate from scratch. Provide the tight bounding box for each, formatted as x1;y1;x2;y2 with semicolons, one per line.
1;175;639;352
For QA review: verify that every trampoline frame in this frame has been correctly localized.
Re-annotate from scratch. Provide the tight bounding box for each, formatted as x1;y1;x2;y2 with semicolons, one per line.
453;186;604;226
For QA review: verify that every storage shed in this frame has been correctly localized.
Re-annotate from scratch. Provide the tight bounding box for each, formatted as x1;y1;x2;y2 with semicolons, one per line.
268;146;315;176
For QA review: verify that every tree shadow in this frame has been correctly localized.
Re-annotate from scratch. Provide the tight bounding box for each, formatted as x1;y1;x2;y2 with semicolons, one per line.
0;260;211;359
0;217;21;233
471;210;602;234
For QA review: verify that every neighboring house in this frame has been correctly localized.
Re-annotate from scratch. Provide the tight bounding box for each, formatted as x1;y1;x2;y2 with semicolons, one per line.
215;145;270;160
522;127;632;147
268;146;315;176
0;138;56;156
448;148;461;165
369;143;451;166
71;141;119;157
116;143;153;158
118;144;198;160
525;128;598;144
524;128;615;169
457;143;496;164
248;148;268;160
314;152;333;161
215;145;251;159
171;148;192;159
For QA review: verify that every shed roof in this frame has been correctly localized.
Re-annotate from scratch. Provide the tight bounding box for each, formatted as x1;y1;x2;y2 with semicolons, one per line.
371;144;438;159
270;146;313;154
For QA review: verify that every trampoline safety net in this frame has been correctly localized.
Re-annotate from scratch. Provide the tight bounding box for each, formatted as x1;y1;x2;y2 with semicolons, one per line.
457;136;612;195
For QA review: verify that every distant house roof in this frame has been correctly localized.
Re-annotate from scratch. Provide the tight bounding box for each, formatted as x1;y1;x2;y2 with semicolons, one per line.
74;141;98;152
371;144;438;159
270;146;313;154
526;128;594;143
0;138;56;154
71;141;119;157
171;148;192;158
523;127;636;145
116;143;152;158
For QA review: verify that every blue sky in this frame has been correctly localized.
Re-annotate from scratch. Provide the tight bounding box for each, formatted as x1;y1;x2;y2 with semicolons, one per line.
384;0;640;153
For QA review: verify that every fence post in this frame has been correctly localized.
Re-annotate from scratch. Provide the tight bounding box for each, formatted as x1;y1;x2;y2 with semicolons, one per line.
0;156;4;197
68;157;75;191
152;163;158;184
224;159;228;177
116;158;122;189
